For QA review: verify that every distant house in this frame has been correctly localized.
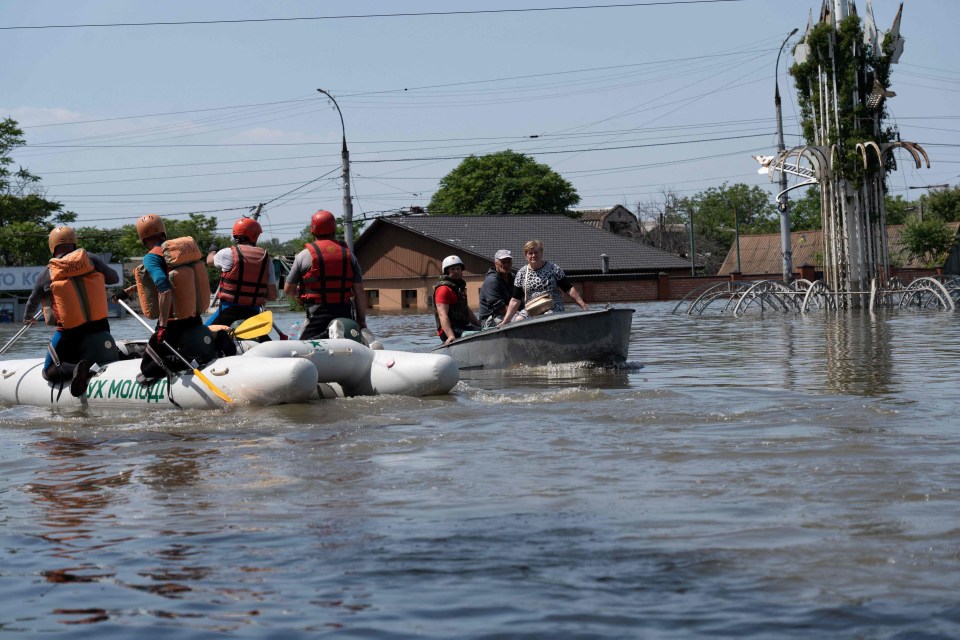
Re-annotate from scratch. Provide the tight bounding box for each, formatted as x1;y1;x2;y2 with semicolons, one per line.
717;223;960;277
353;214;692;310
576;205;642;240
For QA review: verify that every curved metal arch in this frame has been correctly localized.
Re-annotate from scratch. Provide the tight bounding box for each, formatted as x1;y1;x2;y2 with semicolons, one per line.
769;145;832;182
799;280;836;313
680;281;760;316
881;141;931;170
732;280;800;316
897;276;955;311
856;141;883;170
672;281;751;316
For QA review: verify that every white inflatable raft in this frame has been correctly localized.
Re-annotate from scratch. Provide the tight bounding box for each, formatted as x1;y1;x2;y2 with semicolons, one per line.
0;355;318;410
240;339;459;397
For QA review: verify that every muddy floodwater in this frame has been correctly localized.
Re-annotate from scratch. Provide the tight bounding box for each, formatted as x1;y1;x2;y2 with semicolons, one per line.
2;303;959;638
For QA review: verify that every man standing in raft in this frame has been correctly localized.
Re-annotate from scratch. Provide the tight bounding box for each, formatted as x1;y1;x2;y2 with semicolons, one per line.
23;226;120;397
206;216;278;328
284;209;368;340
117;214;217;383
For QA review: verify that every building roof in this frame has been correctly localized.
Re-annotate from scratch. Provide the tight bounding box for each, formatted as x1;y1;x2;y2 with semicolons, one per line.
574;205;634;229
356;213;691;273
718;223;960;275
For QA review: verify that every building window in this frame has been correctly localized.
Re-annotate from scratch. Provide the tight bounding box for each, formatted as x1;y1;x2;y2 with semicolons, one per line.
401;290;418;309
367;290;379;307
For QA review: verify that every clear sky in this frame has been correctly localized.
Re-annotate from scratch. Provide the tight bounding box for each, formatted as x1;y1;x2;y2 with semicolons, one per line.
2;0;958;242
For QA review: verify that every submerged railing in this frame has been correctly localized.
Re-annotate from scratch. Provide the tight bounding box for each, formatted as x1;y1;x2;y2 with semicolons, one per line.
673;276;960;316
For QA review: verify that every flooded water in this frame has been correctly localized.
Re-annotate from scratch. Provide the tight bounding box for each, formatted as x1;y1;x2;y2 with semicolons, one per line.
2;303;960;638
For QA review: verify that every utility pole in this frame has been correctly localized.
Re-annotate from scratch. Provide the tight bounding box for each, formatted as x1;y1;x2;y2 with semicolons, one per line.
776;28;799;284
317;88;354;252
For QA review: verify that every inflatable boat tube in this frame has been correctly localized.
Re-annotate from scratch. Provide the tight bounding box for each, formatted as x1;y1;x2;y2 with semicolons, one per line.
240;338;459;397
0;355;317;410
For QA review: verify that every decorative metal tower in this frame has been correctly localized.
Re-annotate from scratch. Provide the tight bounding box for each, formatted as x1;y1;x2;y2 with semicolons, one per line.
760;0;929;306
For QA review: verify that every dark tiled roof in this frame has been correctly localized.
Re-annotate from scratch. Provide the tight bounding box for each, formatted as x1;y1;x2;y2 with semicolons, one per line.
362;214;690;273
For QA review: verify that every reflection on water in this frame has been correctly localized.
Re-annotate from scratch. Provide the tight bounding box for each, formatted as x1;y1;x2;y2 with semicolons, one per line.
3;303;960;636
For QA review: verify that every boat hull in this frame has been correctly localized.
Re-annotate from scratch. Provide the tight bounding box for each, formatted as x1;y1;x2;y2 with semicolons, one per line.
241;339;459;397
434;308;634;369
0;355;318;410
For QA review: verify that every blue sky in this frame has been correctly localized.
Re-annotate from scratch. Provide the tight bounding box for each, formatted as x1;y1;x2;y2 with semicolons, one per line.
2;0;958;242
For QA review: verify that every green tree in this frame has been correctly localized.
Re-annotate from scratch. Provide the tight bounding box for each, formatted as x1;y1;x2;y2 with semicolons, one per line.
885;194;912;225
901;217;957;267
428;150;579;215
786;190;911;229
682;183;776;245
0;117;74;266
918;186;960;222
788;187;823;231
115;213;222;260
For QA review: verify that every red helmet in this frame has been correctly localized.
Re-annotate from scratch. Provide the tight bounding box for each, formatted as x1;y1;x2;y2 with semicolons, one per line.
232;217;262;244
310;210;337;237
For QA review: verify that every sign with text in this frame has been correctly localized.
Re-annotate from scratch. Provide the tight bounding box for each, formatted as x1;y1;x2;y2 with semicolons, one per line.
0;264;123;292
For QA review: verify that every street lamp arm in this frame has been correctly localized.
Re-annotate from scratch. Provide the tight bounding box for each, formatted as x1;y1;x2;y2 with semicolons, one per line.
317;87;355;252
774;27;798;284
775;28;799;110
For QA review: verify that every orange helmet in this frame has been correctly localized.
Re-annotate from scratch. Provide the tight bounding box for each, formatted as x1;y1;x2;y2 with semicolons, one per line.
136;214;166;242
232;217;262;244
310;210;337;237
48;226;77;254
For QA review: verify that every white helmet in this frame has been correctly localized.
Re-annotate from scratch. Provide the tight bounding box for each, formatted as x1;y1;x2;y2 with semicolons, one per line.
442;255;465;273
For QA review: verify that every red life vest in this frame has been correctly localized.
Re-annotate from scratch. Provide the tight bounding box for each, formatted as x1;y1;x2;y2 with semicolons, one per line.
299;240;354;305
217;245;269;306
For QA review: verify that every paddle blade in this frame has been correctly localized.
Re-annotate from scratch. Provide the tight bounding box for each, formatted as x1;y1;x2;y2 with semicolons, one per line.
192;368;234;404
233;320;272;340
232;311;273;339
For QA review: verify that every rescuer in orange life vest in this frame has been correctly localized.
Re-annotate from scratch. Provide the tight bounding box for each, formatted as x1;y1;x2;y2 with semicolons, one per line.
23;226;120;397
115;214;218;383
205;216;278;329
283;209;368;340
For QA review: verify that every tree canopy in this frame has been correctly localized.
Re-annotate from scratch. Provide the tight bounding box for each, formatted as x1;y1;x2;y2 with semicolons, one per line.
428;150;579;215
0;117;73;266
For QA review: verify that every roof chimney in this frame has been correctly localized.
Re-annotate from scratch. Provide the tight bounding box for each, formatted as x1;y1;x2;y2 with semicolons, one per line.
600;253;610;274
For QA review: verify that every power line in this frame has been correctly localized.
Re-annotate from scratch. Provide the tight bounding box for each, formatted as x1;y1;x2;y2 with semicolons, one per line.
2;0;749;31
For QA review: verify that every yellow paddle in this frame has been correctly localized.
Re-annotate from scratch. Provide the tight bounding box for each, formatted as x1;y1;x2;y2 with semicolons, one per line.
230;310;273;340
117;299;233;404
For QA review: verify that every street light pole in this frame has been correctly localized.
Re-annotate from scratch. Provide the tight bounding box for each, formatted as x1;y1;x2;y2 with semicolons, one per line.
317;88;354;252
775;27;799;283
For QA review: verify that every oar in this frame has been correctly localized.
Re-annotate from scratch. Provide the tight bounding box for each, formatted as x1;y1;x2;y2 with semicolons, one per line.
117;299;233;404
0;309;44;356
230;310;273;340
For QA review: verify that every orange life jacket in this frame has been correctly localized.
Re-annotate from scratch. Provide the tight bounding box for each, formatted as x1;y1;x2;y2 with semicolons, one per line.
217;244;269;306
299;239;354;305
44;249;109;329
135;236;211;320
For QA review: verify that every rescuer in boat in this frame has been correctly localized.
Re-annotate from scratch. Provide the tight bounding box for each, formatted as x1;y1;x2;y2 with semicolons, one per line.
205;216;278;329
434;255;482;344
478;249;521;328
284;209;368;340
116;214;218;383
22;226;120;397
498;239;588;326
